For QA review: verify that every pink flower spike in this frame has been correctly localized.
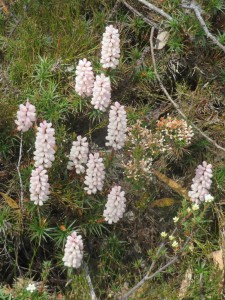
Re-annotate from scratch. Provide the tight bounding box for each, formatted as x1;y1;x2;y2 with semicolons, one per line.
67;136;89;174
91;73;111;111
33;121;56;169
188;161;213;204
30;166;50;206
75;58;94;97
100;25;120;69
84;153;105;194
103;186;126;224
106;102;127;150
63;231;84;268
15;100;36;132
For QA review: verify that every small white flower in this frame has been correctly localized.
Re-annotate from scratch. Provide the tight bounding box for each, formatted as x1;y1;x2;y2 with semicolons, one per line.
205;194;214;203
169;235;175;241
161;231;167;238
173;216;179;223
26;283;36;293
171;240;178;248
187;207;191;213
192;203;199;211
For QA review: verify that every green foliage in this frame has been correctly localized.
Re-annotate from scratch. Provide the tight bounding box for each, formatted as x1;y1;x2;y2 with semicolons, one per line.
0;0;224;298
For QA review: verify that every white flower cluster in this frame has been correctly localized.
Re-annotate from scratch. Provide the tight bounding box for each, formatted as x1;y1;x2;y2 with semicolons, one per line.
103;186;126;224
100;25;120;69
91;74;111;111
30;166;50;206
63;231;83;268
67;136;89;174
188;161;213;203
84;153;105;194
34;121;56;169
15;100;36;132
75;58;94;97
106;102;127;150
26;283;36;293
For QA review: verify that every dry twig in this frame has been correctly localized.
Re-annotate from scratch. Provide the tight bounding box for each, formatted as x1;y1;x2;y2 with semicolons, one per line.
149;27;225;153
119;232;191;300
108;0;121;20
182;1;225;53
136;0;172;21
121;0;157;27
16;133;24;210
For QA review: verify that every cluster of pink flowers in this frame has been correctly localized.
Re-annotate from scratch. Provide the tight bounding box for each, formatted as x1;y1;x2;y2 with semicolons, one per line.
84;153;105;194
188;161;213;203
156;115;194;145
30;121;56;206
15;100;36;132
103;186;126;224
62;231;84;268
75;58;94;97
106;102;127;150
100;25;120;69
30;166;50;206
91;74;111;111
34;121;56;169
67;136;89;174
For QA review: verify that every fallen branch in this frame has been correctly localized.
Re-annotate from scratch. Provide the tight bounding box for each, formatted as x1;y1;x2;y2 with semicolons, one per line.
108;0;121;20
149;27;225;153
182;1;225;53
122;0;157;27
136;0;172;21
119;233;190;300
16;133;24;210
83;262;98;300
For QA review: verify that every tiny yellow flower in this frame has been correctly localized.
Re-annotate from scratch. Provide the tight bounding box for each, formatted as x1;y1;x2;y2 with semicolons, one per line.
172;240;178;248
192;203;199;211
187;207;191;213
161;231;167;238
169;235;175;241
173;216;179;223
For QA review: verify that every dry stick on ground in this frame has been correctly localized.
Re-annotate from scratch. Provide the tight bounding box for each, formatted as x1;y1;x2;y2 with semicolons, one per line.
182;2;225;53
121;0;157;27
16;132;24;210
108;0;121;20
149;27;225;153
136;0;172;21
119;233;191;300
